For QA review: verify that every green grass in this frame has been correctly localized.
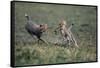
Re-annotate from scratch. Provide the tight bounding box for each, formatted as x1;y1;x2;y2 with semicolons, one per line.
14;2;97;66
15;43;96;66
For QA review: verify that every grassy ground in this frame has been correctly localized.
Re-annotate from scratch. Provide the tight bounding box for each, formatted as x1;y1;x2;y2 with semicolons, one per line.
14;2;97;66
15;43;96;66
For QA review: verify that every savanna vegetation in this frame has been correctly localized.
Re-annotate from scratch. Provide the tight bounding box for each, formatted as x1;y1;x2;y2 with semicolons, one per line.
14;2;97;66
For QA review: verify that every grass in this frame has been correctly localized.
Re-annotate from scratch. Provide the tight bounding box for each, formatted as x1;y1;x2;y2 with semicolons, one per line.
14;2;97;66
15;43;96;66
